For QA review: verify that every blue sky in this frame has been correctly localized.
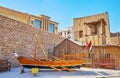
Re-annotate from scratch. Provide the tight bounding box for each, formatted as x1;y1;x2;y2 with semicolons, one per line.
0;0;120;32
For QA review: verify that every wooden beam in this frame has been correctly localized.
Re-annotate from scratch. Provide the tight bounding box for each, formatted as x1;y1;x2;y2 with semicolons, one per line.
50;66;61;72
61;66;74;72
52;55;61;61
34;46;37;59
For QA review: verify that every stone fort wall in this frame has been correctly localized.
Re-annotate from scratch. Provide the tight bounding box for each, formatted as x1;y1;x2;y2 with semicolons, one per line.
0;15;65;67
0;6;58;34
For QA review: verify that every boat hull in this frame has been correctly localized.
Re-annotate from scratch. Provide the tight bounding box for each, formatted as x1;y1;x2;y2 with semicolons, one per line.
22;64;81;69
17;56;82;69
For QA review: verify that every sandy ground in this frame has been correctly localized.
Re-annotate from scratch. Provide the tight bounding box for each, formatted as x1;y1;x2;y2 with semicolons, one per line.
0;67;120;78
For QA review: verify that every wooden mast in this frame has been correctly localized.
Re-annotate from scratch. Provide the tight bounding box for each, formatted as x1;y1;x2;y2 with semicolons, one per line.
34;46;37;59
30;26;48;60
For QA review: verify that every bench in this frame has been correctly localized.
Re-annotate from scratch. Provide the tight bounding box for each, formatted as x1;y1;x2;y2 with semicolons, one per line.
94;59;115;69
0;59;11;71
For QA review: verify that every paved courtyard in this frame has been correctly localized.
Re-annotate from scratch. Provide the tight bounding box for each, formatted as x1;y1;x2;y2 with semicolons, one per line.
0;67;120;78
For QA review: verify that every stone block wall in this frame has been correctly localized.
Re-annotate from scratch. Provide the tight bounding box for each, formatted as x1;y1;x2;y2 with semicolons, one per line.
110;36;119;45
0;6;58;34
0;15;65;67
0;6;30;24
74;12;111;45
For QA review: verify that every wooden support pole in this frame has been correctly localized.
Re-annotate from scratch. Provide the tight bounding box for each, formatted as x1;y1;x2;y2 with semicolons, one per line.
61;66;74;72
34;46;37;59
50;66;61;72
62;50;64;60
66;39;68;54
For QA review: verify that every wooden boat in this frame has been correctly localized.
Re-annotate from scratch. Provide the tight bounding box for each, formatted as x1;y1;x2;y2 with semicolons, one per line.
14;26;84;73
14;53;83;72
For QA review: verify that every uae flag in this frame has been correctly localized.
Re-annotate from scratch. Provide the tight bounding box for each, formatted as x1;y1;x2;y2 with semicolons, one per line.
87;40;92;52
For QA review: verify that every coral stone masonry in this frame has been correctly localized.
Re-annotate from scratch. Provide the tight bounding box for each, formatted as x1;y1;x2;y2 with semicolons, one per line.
0;15;65;67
